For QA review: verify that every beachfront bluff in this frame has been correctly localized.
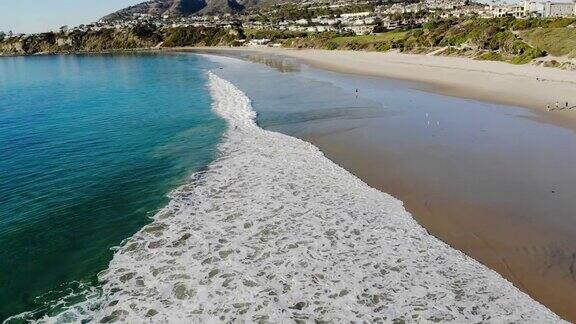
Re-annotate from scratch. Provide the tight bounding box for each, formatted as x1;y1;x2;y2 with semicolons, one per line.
1;13;576;69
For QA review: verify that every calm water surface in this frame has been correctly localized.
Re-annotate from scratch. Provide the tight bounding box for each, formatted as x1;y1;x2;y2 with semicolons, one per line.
210;52;576;321
0;54;225;320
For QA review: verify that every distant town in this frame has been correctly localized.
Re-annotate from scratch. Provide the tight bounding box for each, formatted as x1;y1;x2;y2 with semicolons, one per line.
2;0;576;71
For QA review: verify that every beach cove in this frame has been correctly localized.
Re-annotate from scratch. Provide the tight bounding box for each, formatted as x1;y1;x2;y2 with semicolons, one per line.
34;68;561;322
2;51;573;322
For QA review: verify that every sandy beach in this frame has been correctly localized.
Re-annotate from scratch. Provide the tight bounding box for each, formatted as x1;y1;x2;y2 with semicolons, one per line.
187;47;576;128
17;49;569;322
192;50;576;321
75;71;563;323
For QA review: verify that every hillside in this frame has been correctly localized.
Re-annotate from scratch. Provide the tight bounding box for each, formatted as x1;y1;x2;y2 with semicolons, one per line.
520;28;576;58
284;17;576;66
0;25;240;55
103;0;295;20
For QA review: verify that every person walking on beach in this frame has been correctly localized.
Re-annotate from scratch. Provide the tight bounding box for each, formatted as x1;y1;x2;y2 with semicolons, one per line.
556;101;560;109
547;104;551;111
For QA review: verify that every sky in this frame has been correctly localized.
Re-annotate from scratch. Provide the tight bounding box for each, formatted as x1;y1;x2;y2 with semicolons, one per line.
0;0;144;34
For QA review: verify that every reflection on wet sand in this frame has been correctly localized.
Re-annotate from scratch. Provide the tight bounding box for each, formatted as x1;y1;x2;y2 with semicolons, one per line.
244;53;300;73
306;130;576;320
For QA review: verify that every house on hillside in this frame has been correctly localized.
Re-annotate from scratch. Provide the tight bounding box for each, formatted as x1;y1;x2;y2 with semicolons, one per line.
489;3;526;17
520;0;576;17
346;25;376;35
543;1;576;17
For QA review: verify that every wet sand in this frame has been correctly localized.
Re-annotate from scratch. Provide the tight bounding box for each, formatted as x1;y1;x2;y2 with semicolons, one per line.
293;72;576;322
185;47;576;130
202;51;576;321
307;132;576;321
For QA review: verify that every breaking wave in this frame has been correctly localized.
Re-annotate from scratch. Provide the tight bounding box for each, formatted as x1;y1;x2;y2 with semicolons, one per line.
20;73;562;323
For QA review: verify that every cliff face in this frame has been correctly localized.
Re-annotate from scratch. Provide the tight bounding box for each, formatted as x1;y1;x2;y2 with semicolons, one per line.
0;25;241;56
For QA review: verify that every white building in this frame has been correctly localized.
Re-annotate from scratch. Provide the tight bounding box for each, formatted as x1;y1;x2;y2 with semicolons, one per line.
489;3;526;17
523;0;546;16
248;38;271;46
543;0;575;17
295;19;309;25
340;12;372;18
520;0;576;17
346;25;376;35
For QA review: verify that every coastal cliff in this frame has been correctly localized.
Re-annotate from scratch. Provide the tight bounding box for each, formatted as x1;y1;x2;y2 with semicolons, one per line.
2;17;576;71
0;26;240;56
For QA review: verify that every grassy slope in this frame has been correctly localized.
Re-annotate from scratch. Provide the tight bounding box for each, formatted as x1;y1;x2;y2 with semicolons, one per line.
284;30;411;51
331;31;409;44
520;28;576;58
285;18;563;65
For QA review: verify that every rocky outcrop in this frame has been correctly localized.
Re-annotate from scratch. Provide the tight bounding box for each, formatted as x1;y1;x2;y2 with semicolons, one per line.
0;25;241;56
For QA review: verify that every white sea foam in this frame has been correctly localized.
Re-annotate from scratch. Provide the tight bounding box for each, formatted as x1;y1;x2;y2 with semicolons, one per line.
33;73;563;323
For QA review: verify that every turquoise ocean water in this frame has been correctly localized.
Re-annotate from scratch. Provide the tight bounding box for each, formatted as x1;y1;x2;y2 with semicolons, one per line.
0;54;225;321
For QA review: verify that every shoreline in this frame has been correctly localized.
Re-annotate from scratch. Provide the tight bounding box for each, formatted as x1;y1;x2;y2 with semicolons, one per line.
183;46;576;129
74;71;563;322
6;50;568;322
201;51;576;321
7;46;576;128
5;49;573;321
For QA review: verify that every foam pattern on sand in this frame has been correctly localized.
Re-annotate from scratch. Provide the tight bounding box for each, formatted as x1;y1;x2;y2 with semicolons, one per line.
55;73;562;323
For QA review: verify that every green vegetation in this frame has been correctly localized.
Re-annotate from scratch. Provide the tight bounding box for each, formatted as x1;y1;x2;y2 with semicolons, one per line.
73;26;163;52
285;30;408;52
0;26;163;55
243;28;307;42
475;51;504;61
520;28;576;57
163;26;238;47
0;25;240;55
332;31;409;44
399;17;546;63
512;17;576;30
285;17;557;65
2;16;576;69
